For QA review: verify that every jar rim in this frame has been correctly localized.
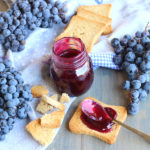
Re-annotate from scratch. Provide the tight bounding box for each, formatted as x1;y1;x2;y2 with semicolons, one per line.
53;37;85;60
52;37;88;69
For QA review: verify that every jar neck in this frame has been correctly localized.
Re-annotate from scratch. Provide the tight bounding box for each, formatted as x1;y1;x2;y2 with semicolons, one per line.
52;37;88;70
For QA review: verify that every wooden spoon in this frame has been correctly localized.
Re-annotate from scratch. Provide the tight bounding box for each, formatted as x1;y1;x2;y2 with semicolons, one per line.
113;119;150;142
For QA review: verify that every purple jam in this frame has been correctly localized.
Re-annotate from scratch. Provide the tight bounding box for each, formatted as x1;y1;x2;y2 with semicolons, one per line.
81;99;117;133
50;37;94;96
59;49;81;58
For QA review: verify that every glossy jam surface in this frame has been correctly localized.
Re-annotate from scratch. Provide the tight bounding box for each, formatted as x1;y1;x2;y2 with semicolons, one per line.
81;99;117;133
59;49;81;58
50;38;94;97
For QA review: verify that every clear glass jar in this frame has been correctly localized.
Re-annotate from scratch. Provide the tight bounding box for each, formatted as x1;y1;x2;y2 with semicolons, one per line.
50;37;94;96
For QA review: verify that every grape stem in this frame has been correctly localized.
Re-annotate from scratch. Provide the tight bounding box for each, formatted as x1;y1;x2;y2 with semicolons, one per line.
144;22;150;33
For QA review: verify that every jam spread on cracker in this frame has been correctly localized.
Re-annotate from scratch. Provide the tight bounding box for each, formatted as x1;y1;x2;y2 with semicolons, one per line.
81;99;117;133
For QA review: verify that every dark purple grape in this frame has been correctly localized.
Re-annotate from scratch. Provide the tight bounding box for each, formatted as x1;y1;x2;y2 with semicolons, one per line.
122;80;130;90
4;42;11;50
143;82;150;93
126;64;138;76
125;51;135;62
1;23;8;30
51;7;58;15
113;54;123;65
29;24;36;30
3;29;11;37
53;15;61;24
143;50;150;61
111;38;120;48
13;10;21;18
120;38;128;46
127;102;139;115
8;25;16;32
135;57;142;65
131;80;141;90
33;1;40;8
17;34;25;41
140;61;150;72
141;37;150;46
114;45;124;54
20;19;26;26
18;44;25;52
123;34;131;40
134;44;144;55
13;19;20;27
43;9;51;18
128;39;137;48
135;31;142;38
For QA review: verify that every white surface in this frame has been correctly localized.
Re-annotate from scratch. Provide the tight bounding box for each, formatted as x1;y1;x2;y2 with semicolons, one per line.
0;0;150;150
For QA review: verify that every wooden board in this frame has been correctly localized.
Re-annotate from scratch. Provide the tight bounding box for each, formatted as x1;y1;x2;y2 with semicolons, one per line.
47;68;150;150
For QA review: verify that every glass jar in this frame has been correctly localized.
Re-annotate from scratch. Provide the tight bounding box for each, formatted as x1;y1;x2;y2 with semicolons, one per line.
50;37;94;96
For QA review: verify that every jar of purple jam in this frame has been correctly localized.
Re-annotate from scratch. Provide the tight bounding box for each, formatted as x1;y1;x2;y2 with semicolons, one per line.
50;37;94;96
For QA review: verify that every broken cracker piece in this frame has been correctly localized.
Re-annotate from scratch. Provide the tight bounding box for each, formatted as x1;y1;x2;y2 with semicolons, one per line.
26;119;55;146
50;94;59;101
42;95;65;111
31;85;49;98
36;94;59;114
40;111;65;128
60;93;70;103
36;100;53;114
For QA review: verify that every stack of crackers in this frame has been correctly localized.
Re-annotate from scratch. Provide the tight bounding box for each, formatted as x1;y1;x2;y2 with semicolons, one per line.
26;85;70;146
26;110;65;146
56;4;112;53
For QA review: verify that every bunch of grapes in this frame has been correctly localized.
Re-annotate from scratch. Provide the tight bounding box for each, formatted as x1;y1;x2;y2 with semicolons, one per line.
0;0;69;52
111;28;150;115
0;59;33;141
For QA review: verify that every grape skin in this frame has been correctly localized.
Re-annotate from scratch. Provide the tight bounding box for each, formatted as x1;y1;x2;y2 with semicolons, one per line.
0;59;33;141
0;0;69;52
111;30;150;115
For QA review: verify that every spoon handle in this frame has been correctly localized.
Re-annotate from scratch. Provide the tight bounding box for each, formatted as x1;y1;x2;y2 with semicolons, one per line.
114;119;150;142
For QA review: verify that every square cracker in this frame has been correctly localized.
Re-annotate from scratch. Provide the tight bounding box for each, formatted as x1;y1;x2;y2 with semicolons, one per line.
59;93;70;103
77;8;112;35
56;16;106;52
40;111;65;128
26;119;55;146
77;4;112;17
31;85;49;98
69;97;127;144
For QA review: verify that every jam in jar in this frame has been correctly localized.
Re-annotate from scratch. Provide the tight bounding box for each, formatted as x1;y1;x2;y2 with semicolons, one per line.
50;37;94;96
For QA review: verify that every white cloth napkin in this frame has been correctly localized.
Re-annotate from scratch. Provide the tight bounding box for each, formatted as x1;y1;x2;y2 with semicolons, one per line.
0;0;150;150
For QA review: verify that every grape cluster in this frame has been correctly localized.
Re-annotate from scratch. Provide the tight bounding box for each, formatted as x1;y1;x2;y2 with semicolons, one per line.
0;0;68;52
111;29;150;115
0;58;33;141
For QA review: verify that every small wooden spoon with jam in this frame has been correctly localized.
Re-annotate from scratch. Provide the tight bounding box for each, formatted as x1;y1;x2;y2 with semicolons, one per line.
81;99;150;142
